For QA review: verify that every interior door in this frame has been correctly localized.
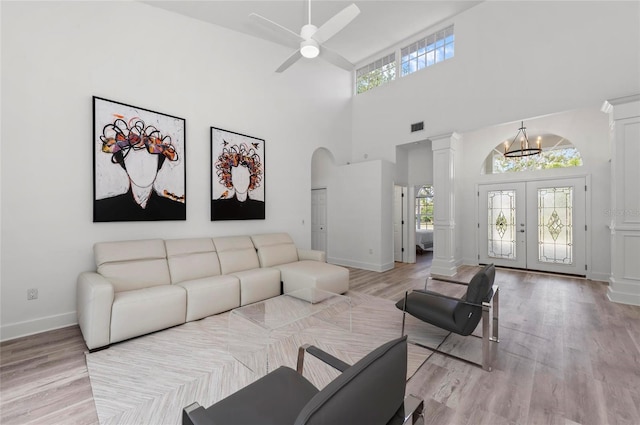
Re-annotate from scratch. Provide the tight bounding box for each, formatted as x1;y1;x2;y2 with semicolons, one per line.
393;186;405;262
479;178;586;275
311;188;327;253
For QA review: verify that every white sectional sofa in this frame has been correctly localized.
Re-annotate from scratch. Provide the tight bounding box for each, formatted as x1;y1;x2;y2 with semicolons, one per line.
76;233;349;350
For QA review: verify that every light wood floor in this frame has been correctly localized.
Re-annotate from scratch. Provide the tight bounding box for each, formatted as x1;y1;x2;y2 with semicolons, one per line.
2;253;639;425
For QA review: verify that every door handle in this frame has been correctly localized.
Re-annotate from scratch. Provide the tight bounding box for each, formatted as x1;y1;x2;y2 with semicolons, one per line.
519;229;525;233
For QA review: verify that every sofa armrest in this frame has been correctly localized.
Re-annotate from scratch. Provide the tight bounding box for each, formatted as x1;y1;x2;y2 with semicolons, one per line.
77;271;115;350
297;249;326;262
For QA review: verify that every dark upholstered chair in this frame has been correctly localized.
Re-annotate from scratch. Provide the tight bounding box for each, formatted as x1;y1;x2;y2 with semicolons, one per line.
396;264;499;371
182;336;424;425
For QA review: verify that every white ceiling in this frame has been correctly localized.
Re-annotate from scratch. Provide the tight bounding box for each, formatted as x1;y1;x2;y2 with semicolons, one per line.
141;0;482;66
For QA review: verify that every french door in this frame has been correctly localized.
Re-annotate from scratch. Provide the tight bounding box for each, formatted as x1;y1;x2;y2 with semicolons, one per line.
478;177;586;276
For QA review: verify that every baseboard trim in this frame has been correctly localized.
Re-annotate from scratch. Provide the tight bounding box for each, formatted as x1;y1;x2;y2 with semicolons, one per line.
607;288;640;306
328;257;392;272
588;271;609;283
0;311;77;342
430;258;461;277
607;278;640;306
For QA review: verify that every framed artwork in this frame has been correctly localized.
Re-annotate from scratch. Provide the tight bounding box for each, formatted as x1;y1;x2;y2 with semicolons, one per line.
93;96;186;222
211;127;265;221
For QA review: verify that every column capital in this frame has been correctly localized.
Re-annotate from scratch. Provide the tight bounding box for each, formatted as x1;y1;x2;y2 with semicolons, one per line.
431;132;462;151
601;94;640;121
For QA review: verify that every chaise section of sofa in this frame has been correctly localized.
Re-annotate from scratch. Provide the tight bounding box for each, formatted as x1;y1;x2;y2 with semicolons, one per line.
77;239;186;350
250;233;349;295
165;238;240;321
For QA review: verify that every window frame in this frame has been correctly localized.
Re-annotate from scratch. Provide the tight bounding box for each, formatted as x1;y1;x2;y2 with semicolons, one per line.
354;24;455;95
415;185;434;230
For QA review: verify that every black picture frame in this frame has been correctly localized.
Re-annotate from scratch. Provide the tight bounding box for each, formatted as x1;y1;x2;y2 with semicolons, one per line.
210;127;265;221
93;96;186;222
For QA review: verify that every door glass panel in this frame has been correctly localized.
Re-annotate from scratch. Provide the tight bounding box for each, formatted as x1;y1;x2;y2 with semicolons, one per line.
538;187;573;264
487;190;517;259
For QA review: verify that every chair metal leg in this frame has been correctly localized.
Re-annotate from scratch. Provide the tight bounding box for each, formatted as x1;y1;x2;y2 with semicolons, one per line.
296;344;310;374
400;292;408;337
481;302;492;372
491;287;500;342
400;394;424;425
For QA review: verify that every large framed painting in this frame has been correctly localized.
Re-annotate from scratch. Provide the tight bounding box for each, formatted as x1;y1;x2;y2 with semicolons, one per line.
93;96;186;222
211;127;265;221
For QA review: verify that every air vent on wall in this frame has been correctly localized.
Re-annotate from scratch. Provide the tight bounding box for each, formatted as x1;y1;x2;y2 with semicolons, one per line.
411;121;424;133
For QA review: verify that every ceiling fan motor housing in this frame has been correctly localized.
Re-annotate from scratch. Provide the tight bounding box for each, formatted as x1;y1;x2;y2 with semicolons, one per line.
300;24;320;58
300;24;318;39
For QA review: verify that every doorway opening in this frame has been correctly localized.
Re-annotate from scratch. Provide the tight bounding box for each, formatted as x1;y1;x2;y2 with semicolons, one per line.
415;185;434;256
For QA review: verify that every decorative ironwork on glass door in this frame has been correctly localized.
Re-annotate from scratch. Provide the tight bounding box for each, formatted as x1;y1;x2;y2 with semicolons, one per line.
537;187;573;264
488;190;516;259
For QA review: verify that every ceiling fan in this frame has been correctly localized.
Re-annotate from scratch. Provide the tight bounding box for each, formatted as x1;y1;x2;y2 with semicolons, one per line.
249;0;360;73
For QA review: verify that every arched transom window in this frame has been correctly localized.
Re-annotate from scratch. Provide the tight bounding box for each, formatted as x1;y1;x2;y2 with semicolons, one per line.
482;133;583;174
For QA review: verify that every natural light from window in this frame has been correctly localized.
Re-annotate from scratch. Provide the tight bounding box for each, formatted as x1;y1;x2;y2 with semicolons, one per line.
415;185;434;229
355;25;454;95
401;25;454;77
355;53;396;94
483;134;583;174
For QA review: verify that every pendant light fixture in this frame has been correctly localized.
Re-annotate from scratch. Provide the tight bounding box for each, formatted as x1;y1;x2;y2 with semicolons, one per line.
503;121;542;158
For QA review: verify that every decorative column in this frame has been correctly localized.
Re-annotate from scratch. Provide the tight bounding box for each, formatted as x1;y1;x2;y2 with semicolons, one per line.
430;132;461;276
602;94;640;306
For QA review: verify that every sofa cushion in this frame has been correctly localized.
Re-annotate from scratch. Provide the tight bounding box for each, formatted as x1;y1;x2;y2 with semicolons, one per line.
230;268;281;306
177;275;240;321
278;261;349;295
98;259;171;293
251;233;299;267
165;238;222;284
258;244;299;268
95;239;166;266
110;285;186;344
95;239;171;292
214;236;260;274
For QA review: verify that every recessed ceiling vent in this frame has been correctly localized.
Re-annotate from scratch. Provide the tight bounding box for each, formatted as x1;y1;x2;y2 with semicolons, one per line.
411;121;424;133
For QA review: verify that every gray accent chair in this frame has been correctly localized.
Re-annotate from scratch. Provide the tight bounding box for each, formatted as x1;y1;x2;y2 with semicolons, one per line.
182;336;424;425
396;264;500;371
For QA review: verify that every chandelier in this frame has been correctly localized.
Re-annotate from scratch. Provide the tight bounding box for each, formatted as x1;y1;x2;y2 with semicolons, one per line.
503;121;542;158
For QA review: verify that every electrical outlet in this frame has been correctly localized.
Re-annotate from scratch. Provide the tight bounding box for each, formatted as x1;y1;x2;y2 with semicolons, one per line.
27;288;38;300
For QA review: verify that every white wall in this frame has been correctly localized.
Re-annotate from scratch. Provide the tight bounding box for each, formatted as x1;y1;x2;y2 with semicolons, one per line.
327;159;395;272
349;0;639;279
352;1;640;162
407;142;433;187
0;1;352;340
458;108;612;280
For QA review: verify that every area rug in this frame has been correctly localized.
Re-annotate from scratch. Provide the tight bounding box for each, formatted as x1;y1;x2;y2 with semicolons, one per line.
85;292;447;425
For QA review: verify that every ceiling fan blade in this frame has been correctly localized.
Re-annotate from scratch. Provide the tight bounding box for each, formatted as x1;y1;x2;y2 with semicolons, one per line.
320;46;354;71
312;3;360;45
249;12;303;47
276;50;303;73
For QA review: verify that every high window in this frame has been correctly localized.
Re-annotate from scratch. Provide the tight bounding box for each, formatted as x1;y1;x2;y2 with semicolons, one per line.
355;25;454;94
415;185;434;229
401;25;454;77
355;53;396;95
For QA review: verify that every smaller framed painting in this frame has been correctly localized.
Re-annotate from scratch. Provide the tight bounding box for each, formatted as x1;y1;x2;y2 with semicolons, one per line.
211;127;265;221
93;97;186;222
